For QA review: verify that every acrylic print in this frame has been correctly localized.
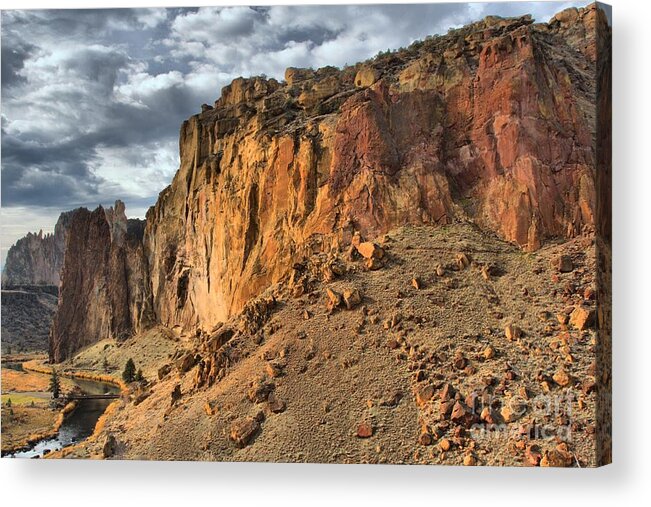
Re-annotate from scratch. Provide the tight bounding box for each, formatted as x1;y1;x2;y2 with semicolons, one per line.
0;2;611;466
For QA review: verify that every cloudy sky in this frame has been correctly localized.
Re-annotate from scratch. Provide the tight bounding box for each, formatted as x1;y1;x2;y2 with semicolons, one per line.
0;1;591;266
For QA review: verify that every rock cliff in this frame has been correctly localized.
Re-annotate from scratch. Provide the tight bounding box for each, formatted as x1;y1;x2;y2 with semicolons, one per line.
2;211;75;286
144;5;607;333
49;201;152;362
49;4;610;360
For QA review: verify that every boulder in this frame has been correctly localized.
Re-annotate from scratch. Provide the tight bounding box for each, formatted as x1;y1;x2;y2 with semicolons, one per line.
268;393;287;413
342;286;362;310
569;305;596;330
504;324;522;341
553;368;573;387
157;363;172;380
552;255;574;273
463;454;477;466
170;384;182;406
102;434;117;459
356;422;374;438
265;360;284;378
540;444;573;467
525;444;542;466
247;378;275;403
415;384;435;406
325;287;342;311
354;66;379;87
365;258;383;271
230;417;260;447
356;242;385;260
455;252;471;270
176;352;199;373
418;432;433;446
450;401;475;426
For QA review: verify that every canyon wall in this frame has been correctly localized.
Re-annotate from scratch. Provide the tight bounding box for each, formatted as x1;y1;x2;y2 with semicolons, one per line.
49;5;611;360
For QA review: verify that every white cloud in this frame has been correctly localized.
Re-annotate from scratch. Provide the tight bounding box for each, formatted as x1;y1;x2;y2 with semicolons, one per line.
170;6;259;46
92;140;179;199
135;8;168;29
115;70;184;104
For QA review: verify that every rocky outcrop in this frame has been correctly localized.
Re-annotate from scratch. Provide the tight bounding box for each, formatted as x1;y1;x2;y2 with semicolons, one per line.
143;4;609;334
49;201;153;362
2;211;76;286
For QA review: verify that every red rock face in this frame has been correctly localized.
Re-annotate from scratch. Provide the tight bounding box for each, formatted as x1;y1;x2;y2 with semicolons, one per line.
143;5;609;336
49;5;611;357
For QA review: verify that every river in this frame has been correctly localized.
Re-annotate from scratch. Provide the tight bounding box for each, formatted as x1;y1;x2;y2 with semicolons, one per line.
5;362;120;458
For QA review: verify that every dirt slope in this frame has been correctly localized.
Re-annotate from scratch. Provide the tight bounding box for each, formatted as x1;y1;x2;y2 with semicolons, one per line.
67;223;600;466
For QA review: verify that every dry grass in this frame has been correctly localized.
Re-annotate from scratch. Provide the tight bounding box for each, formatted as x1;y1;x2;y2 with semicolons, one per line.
2;353;47;363
1;405;57;454
1;399;78;454
1;393;48;406
92;400;120;436
2;368;50;391
2;364;76;395
68;327;179;382
22;359;127;391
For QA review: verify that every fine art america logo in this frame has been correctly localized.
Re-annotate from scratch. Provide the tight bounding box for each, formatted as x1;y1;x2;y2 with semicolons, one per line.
469;391;576;441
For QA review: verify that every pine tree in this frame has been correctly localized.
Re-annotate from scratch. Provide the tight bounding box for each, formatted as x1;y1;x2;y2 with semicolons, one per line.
49;370;61;399
102;356;109;373
135;369;144;382
122;358;136;383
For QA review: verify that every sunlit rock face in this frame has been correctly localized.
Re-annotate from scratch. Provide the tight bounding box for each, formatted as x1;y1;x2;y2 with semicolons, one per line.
144;5;606;333
50;4;610;356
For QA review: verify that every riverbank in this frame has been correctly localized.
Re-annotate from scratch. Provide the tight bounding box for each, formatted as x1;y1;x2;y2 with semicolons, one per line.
22;359;128;392
1;360;75;455
3;359;126;457
44;399;122;459
1;397;77;456
5;327;180;459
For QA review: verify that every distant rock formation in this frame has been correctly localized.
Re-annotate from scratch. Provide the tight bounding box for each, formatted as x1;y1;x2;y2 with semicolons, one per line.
49;4;611;360
1;211;75;354
2;211;76;286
